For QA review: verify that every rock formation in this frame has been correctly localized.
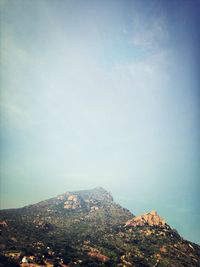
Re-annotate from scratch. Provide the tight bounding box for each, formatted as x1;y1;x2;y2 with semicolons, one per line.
125;210;166;227
64;195;81;210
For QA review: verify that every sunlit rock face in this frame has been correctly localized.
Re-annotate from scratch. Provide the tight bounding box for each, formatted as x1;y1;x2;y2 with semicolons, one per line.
0;221;8;227
125;210;166;227
64;195;81;210
61;187;113;210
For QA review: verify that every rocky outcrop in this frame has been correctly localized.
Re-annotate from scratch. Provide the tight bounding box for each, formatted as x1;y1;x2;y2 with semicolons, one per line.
88;251;109;262
125;210;166;227
0;221;8;227
90;206;99;212
64;195;81;210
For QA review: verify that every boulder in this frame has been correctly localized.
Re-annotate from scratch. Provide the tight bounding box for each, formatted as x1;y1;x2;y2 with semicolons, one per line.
125;210;166;227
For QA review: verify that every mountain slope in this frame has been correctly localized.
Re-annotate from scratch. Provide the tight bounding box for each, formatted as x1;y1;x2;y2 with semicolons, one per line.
0;187;200;266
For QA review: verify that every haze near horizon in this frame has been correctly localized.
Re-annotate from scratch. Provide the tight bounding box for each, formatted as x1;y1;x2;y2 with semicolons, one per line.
0;0;199;244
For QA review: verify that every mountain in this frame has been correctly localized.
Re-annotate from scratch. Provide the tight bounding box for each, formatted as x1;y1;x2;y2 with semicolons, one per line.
0;187;200;266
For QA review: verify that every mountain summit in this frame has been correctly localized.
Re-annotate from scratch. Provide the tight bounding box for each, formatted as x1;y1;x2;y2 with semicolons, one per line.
0;187;200;266
29;187;114;211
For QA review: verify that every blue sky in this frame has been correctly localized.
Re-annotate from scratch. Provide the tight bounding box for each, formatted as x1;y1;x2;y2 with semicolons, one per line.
0;0;200;244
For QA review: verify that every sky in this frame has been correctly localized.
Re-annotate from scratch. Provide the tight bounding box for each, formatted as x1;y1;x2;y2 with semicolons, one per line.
0;0;200;244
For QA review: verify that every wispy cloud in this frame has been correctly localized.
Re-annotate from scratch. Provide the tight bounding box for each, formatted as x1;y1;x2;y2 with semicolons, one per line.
130;14;168;52
112;50;171;92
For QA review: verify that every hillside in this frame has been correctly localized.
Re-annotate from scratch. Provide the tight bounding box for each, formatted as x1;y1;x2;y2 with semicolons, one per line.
0;187;200;266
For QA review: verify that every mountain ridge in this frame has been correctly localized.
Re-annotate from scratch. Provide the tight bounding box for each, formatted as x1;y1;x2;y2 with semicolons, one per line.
0;187;200;266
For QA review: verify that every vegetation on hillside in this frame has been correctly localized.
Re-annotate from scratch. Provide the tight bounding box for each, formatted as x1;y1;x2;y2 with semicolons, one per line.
0;187;200;266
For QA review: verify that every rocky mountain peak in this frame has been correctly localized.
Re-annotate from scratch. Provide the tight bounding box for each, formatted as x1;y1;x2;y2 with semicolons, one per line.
59;187;113;211
32;187;113;212
1;189;200;267
57;187;113;202
125;210;166;227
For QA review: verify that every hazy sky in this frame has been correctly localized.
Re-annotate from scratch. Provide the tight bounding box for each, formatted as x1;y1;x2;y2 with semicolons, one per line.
0;0;200;243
